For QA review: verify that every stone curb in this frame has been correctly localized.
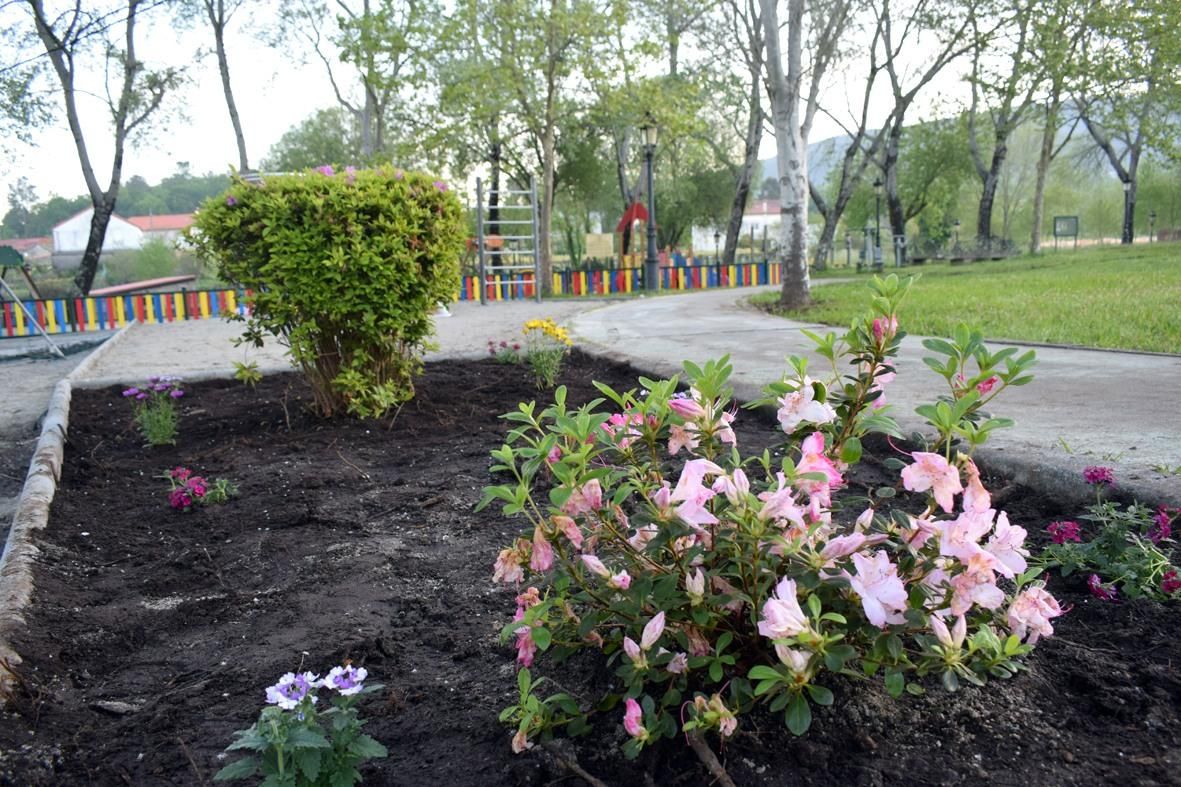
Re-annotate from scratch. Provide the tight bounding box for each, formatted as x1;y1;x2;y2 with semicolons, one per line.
0;322;139;700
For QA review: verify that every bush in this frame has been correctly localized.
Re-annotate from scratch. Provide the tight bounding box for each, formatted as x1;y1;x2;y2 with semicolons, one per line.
482;276;1059;763
186;166;464;417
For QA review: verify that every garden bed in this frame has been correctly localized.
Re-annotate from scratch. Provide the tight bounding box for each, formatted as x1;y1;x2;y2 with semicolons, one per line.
0;352;1177;786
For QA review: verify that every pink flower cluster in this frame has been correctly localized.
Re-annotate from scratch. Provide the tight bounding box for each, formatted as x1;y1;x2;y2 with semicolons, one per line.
1047;520;1082;544
667;390;735;455
1082;466;1115;486
168;467;207;511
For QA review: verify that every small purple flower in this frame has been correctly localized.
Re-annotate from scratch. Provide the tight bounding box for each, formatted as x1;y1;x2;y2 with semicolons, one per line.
170;389;185;399
1087;574;1118;601
153;383;169;392
345;166;357;184
394;170;405;181
433;180;448;192
316;164;335;176
148;376;160;384
135;392;148;400
225;195;238;207
322;664;367;696
121;387;140;398
265;672;320;710
1083;466;1115;486
1047;521;1082;544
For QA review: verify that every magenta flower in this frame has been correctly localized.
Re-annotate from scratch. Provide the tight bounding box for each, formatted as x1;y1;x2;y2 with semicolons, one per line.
345;166;357;184
394;169;405;180
1087;574;1118;601
265;671;319;710
225;195;237;206
1082;466;1114;486
170;467;192;481
316;164;335;176
169;489;192;510
433;180;448;192
1047;520;1082;544
322;664;367;695
1162;570;1181;595
135;392;148;400
1149;506;1174;544
169;389;185;399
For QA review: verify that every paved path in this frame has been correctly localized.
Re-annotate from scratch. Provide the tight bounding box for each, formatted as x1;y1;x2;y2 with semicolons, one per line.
569;287;1181;507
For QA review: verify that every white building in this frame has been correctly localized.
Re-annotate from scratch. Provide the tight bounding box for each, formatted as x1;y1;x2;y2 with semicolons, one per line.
52;207;144;255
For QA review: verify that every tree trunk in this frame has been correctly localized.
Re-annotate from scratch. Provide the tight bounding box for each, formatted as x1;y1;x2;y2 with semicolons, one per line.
209;0;249;173
539;123;555;295
488;137;502;237
1029;99;1059;254
614;131;636;255
883;121;905;240
724;75;762;267
762;0;809;309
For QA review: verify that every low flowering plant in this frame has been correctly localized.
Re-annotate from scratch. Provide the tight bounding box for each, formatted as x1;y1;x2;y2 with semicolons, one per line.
487;338;523;365
481;276;1059;764
122;375;185;447
214;664;386;785
521;318;573;389
1038;486;1180;601
163;467;237;512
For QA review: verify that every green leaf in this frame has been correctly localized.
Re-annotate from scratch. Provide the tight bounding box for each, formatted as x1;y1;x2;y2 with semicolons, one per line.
347;734;389;759
839;437;862;465
806;684;834;706
748;665;783;682
213;758;259;781
287;727;331;749
884;671;904;698
532;627;552;651
785;693;812;736
295;749;322;781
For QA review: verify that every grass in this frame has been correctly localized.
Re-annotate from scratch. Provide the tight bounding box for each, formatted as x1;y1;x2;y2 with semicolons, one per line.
752;243;1181;353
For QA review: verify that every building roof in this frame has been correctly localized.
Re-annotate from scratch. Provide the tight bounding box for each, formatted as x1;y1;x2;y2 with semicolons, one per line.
0;236;52;252
127;214;194;232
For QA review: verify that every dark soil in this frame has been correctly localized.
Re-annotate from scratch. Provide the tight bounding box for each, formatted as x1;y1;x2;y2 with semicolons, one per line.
0;352;1178;786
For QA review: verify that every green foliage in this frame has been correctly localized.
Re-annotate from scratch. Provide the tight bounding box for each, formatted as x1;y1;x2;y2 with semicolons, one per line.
263;108;364;172
134;399;179;447
1038;502;1180;600
187;166;465;418
234;360;263;387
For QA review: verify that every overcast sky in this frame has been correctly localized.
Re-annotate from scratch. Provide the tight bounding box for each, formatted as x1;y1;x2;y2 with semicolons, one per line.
1;5;968;218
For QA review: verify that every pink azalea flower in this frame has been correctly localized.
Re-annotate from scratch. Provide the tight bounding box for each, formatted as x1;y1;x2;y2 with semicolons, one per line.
758;577;809;640
562;479;603;515
819;533;867;562
984;513;1029;578
901;452;963;513
515;626;537;666
903;515;940;549
668;424;700;455
776;378;837;433
628;523;658;551
938;509;995;563
609;570;631;590
1006;586;1064;644
552;515;583;549
493;542;527;585
795;432;845;502
668;396;706;420
623;697;648;741
758;473;808;528
601;412;645;448
315;164;334;176
641;613;666;650
774;643;812;675
976;375;1000;395
855;507;875;531
530;526;553;572
670;459;724;526
961;457;991;513
849;551;908;627
712;468;750;506
580;554;610;578
650;481;674;518
930;614;967;650
869;366;896;409
872;315;898;344
667;652;689;674
685;568;706;604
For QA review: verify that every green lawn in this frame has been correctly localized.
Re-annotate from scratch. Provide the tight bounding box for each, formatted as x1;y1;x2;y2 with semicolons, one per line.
755;243;1181;353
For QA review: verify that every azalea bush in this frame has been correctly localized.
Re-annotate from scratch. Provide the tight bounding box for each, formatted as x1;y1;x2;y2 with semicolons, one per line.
481;275;1060;766
1039;469;1179;601
163;467;237;512
122;376;185;447
188;166;465;418
214;664;387;785
521;318;572;389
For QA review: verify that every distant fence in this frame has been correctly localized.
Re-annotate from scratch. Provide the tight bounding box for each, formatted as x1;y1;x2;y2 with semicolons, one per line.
3;260;782;337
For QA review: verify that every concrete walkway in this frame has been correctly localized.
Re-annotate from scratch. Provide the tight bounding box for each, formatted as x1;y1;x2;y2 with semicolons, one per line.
569;286;1181;507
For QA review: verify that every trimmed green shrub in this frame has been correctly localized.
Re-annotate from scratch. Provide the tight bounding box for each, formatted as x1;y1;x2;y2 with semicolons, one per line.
187;166;464;418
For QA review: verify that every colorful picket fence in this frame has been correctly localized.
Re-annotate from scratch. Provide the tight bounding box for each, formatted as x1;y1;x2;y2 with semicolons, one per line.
1;289;250;338
2;261;783;337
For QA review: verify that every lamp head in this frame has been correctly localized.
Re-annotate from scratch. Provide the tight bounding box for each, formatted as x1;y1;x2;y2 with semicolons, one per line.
640;113;658;148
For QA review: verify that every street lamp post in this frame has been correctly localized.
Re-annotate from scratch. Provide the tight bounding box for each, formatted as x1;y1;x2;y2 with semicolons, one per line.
873;177;883;267
844;230;851;268
641;115;660;291
1149;210;1157;243
714;230;721;261
953;219;961;251
1122;180;1132;245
